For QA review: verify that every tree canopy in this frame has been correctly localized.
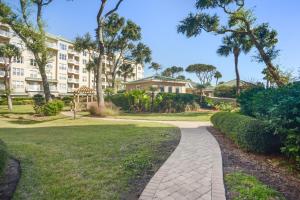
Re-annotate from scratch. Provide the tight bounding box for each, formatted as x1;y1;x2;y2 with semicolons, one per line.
186;64;216;85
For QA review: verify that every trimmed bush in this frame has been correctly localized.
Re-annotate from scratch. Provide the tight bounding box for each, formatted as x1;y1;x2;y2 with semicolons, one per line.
43;100;64;116
238;82;300;166
0;139;8;176
211;112;281;153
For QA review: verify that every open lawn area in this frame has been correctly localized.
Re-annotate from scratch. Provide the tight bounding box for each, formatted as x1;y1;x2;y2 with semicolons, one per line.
0;110;180;200
113;111;214;121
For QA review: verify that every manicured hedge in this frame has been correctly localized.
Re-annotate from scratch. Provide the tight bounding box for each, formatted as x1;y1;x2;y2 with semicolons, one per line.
211;112;281;153
0;139;8;176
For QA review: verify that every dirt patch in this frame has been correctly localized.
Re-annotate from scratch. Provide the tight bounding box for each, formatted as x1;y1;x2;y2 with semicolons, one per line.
0;158;21;200
121;128;181;200
207;127;300;200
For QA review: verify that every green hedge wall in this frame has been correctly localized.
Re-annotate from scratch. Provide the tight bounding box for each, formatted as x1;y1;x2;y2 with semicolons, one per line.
0;139;8;176
211;112;281;153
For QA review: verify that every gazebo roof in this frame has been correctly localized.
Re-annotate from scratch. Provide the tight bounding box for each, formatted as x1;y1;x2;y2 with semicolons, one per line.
74;86;95;94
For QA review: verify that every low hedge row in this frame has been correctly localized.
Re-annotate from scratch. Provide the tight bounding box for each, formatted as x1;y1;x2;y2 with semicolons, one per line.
0;97;33;105
211;112;281;153
0;139;8;176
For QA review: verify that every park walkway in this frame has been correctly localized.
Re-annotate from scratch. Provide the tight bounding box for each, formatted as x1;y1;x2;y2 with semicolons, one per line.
62;112;226;200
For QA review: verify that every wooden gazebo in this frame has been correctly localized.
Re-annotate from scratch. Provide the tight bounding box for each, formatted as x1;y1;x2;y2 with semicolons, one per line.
73;86;96;111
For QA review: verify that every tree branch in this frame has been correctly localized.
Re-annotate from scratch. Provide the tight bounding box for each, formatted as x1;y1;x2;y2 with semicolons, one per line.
104;0;124;18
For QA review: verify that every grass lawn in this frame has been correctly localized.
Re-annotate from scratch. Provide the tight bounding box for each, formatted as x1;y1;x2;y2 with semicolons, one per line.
225;172;285;200
0;109;180;199
0;105;34;115
113;111;214;121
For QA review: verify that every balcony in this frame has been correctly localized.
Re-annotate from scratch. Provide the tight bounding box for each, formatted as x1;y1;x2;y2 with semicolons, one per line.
25;77;58;83
46;42;58;50
67;68;79;74
68;78;79;83
0;29;11;39
68;59;79;65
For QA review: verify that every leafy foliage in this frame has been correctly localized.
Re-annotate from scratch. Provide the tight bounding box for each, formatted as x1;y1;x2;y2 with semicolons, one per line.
211;112;281;153
186;64;216;86
238;83;300;166
43;100;64;116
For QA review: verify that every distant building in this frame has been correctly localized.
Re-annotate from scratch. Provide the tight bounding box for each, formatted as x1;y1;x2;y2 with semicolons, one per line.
0;23;144;97
125;75;188;93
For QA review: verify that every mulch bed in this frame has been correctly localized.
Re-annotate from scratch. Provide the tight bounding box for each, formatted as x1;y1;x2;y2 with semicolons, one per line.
207;127;300;200
0;158;21;200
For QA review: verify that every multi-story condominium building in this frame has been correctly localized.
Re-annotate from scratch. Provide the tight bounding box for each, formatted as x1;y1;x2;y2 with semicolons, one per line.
0;23;144;97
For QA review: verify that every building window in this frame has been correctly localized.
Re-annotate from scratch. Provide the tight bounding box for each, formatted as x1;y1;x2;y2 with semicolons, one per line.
59;43;67;51
12;80;24;89
29;70;39;78
59;73;67;80
82;77;87;82
160;86;164;92
46;64;53;69
12;68;24;76
83;51;87;57
168;86;172;93
30;59;37;66
59;83;67;90
82;59;87;65
176;87;180;94
82;68;87;73
13;56;23;64
59;64;67;71
59;53;67;60
46;72;53;80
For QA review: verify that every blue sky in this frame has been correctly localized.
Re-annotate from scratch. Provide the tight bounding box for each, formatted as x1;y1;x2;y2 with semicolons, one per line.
7;0;300;83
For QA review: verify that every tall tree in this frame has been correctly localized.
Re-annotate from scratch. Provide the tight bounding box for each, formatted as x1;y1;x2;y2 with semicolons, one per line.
178;0;284;86
217;33;251;95
131;42;152;79
214;71;222;85
0;44;21;111
118;63;134;82
0;0;55;102
149;62;161;75
162;66;184;78
74;33;97;88
161;68;173;77
95;0;125;108
103;13;142;90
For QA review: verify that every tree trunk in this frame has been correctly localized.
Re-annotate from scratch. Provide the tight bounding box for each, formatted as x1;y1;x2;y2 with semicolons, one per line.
4;60;12;111
39;64;52;102
234;49;241;96
248;32;284;86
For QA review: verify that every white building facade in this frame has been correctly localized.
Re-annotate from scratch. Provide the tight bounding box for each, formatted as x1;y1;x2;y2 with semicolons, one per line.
0;24;144;97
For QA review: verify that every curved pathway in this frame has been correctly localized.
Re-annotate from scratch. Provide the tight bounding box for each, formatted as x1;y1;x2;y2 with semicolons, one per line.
62;112;226;200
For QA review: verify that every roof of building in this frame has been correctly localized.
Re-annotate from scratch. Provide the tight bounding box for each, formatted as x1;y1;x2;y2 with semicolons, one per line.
125;75;187;85
218;79;255;87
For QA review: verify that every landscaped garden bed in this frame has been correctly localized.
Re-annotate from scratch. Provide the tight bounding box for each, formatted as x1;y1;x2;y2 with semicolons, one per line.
208;126;300;200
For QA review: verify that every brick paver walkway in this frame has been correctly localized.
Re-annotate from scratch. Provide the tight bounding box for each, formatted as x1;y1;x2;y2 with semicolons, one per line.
61;112;226;200
138;121;225;200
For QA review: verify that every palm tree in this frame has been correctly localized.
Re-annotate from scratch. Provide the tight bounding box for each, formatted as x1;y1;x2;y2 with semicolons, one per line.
214;71;222;85
131;43;152;79
217;33;252;95
0;44;21;111
149;62;161;75
118;63;134;82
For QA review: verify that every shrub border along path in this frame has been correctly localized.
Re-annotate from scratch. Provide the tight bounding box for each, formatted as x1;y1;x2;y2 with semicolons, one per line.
62;112;226;200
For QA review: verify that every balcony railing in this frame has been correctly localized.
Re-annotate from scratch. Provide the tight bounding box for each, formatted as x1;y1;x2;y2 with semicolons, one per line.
68;68;80;74
68;59;80;65
46;42;58;49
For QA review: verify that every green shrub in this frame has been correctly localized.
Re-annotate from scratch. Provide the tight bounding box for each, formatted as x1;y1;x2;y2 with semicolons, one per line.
61;96;74;106
0;139;8;176
43;100;64;116
0;96;33;105
238;82;300;166
211;112;281;153
88;102;119;117
214;85;237;98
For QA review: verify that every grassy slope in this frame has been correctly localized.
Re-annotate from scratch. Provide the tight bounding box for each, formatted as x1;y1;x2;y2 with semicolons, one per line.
0;110;180;200
225;172;285;200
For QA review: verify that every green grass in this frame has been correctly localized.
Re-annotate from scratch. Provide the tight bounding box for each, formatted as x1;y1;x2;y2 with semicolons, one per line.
225;172;285;200
113;111;214;121
0;114;180;200
0;105;34;115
